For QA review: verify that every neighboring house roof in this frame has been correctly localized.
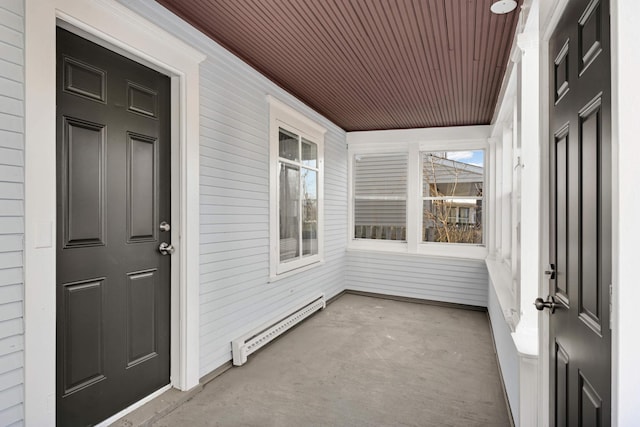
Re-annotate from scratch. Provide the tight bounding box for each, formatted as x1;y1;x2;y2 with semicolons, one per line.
423;155;484;197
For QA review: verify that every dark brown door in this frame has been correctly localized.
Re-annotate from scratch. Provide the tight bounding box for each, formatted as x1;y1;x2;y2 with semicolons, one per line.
56;28;171;426
548;0;611;425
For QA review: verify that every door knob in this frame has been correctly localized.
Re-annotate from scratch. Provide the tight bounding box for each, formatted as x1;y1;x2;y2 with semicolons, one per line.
158;242;175;255
534;295;556;313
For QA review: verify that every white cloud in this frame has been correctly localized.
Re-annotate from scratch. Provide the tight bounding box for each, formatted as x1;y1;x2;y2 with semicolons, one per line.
446;151;474;161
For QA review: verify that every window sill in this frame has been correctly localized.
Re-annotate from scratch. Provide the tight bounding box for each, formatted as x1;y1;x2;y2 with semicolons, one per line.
347;240;488;260
269;259;324;283
418;243;487;259
348;239;408;253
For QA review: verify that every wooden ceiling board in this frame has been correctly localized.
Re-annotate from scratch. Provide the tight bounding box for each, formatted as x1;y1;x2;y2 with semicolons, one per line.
155;0;522;131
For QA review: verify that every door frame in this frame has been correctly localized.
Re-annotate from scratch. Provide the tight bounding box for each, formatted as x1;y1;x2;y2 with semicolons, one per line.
610;1;640;423
24;0;205;424
540;3;571;426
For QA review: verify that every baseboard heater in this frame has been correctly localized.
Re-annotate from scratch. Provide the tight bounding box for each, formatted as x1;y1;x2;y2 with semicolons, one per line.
231;294;326;366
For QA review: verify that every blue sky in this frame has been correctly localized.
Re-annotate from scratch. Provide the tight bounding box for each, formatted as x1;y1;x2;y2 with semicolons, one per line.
446;150;484;167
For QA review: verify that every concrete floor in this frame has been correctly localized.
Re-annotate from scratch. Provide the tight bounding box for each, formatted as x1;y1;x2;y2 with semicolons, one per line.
148;294;511;426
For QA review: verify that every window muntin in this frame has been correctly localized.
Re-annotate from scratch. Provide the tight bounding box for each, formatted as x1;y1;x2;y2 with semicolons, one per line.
353;153;407;240
422;151;484;244
277;128;320;267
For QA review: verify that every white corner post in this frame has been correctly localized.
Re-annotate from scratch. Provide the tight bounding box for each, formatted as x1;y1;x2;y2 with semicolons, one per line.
510;2;541;425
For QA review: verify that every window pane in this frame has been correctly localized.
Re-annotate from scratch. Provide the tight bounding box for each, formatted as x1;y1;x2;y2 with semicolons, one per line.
302;168;318;256
302;139;317;168
423;199;482;243
279;128;299;161
279;163;300;261
423;151;484;197
354;154;407;240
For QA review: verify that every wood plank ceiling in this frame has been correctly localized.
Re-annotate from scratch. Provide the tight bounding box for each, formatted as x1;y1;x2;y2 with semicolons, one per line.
155;0;522;131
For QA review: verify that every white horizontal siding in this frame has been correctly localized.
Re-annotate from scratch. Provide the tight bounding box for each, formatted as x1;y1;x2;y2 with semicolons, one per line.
0;0;23;425
346;251;488;307
118;0;348;377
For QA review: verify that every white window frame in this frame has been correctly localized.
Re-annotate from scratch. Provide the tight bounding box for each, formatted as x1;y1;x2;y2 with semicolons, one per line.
419;146;486;251
347;127;490;260
268;96;326;278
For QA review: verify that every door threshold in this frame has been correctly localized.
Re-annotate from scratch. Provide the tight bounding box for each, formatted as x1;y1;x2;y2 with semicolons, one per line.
96;384;202;427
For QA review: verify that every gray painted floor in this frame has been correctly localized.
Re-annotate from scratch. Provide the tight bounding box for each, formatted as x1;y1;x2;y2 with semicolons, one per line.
153;294;511;427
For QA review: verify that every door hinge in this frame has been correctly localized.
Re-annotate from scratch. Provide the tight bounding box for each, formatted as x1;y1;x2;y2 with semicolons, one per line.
609;284;613;330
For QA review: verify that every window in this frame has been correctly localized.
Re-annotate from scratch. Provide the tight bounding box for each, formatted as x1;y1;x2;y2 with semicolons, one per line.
353;153;407;241
347;128;488;259
278;129;319;261
269;97;325;277
422;150;484;244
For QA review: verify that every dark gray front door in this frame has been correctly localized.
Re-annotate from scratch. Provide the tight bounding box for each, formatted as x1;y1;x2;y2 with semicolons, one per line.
56;27;171;426
548;0;611;425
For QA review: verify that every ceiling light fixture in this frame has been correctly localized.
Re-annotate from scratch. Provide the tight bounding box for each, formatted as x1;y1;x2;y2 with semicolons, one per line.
490;0;517;14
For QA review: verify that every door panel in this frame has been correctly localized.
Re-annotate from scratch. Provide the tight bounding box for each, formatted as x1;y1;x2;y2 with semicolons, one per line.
62;279;105;395
580;374;602;426
62;117;106;247
555;343;569;426
62;57;107;102
578;97;602;333
548;0;611;425
126;269;159;367
553;126;569;305
128;82;159;118
128;133;158;242
56;27;171;426
578;0;602;74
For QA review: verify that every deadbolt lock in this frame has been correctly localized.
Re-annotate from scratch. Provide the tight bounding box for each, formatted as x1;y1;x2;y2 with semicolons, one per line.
159;221;171;232
544;263;556;280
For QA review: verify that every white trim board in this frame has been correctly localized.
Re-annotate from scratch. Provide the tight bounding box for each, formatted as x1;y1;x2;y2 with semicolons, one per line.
611;0;640;424
24;0;205;424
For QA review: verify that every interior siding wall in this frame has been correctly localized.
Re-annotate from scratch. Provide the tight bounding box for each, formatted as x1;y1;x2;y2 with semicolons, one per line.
0;0;24;425
346;251;488;307
198;60;348;374
117;0;348;377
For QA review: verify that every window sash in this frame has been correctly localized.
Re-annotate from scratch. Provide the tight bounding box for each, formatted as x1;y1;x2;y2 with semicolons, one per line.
277;129;320;272
420;150;484;245
353;153;408;241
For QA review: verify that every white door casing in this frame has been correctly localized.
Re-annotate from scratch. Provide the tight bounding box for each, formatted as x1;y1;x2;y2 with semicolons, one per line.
24;0;205;424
